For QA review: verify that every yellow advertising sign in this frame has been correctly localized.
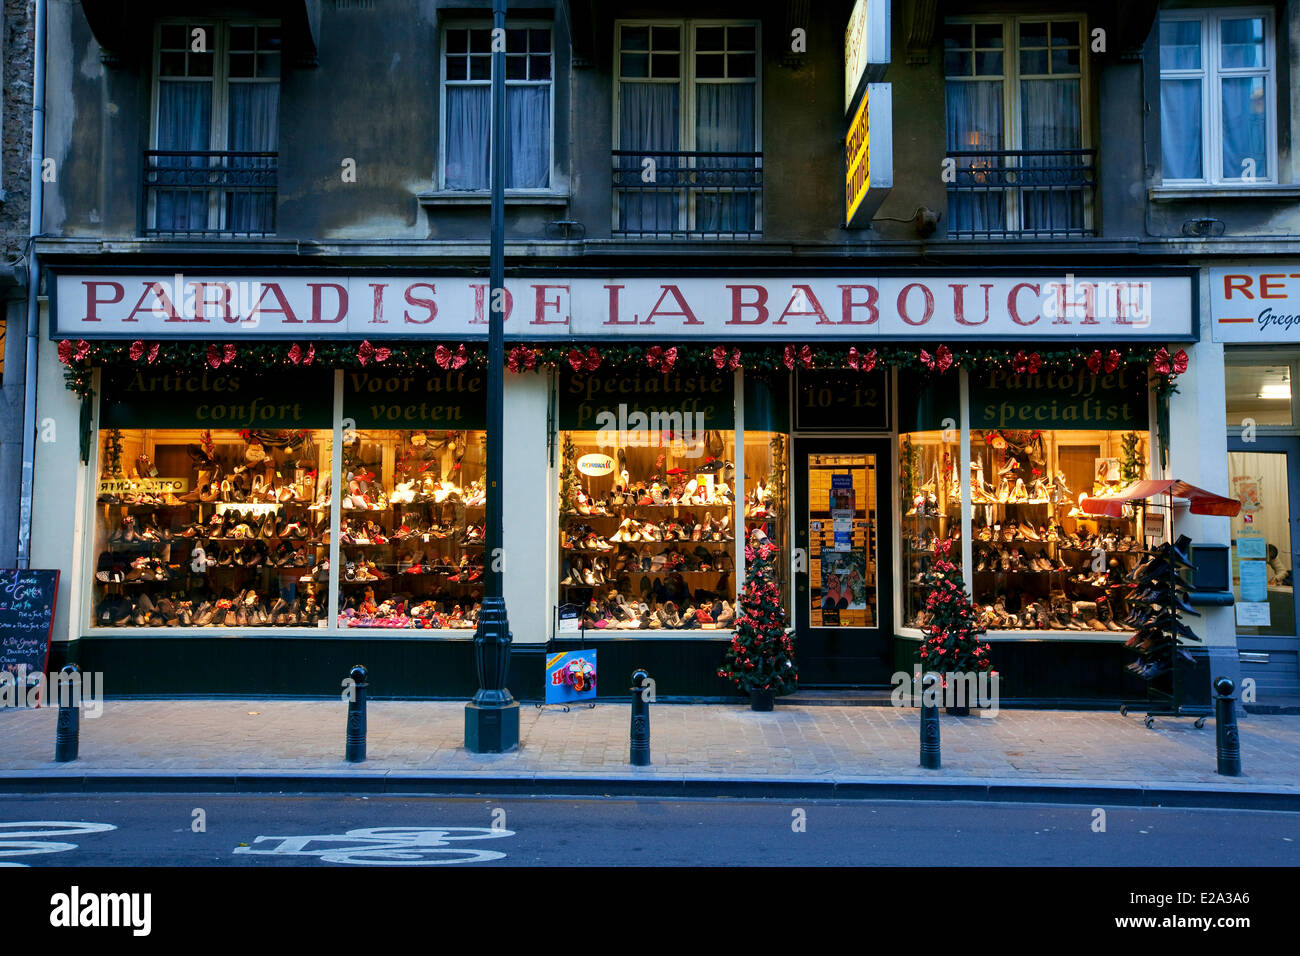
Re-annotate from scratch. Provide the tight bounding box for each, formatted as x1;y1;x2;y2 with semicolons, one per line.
845;87;871;225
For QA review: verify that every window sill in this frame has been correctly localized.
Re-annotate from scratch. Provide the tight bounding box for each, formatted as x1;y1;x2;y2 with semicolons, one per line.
1149;183;1300;201
417;190;570;207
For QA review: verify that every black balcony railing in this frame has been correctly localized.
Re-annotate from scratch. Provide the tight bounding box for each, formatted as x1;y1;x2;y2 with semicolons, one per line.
142;150;278;238
944;148;1096;239
612;150;762;239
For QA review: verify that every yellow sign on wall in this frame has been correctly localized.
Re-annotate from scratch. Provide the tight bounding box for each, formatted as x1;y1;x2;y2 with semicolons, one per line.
845;87;872;225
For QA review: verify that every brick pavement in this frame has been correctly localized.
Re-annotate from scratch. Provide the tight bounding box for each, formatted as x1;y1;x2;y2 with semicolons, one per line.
2;700;1299;790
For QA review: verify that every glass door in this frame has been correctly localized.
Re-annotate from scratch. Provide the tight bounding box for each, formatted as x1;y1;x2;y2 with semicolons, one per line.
792;439;893;684
1226;439;1300;696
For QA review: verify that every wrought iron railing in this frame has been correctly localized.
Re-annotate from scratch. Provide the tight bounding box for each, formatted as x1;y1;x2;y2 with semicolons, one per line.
612;149;762;239
142;150;278;238
944;148;1096;239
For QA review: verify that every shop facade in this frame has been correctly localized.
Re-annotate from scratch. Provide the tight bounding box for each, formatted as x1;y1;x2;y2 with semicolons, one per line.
31;264;1238;705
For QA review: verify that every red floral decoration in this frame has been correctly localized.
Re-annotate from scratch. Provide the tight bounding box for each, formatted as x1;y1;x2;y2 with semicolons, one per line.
507;345;538;373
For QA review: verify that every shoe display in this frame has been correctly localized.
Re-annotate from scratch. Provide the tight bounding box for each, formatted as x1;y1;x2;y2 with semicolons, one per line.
92;426;330;630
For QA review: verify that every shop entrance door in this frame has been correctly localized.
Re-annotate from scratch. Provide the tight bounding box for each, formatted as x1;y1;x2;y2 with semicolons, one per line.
792;440;893;685
1226;438;1300;697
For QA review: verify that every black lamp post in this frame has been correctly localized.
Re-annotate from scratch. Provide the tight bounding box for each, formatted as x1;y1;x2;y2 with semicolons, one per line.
465;0;520;752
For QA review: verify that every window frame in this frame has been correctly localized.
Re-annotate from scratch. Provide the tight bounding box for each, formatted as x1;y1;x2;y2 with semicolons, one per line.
611;18;764;235
437;20;556;194
1225;350;1300;437
943;13;1093;235
1158;7;1278;187
148;18;281;233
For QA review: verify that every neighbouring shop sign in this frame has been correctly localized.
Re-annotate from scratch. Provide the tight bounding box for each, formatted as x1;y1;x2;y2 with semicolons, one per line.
558;370;734;431
844;0;889;114
53;273;1196;340
342;369;486;430
99;369;332;429
969;368;1150;430
1210;266;1300;341
845;83;893;228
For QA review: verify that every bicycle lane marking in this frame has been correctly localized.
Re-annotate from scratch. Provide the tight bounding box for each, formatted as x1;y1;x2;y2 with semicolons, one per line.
232;826;514;865
0;822;118;866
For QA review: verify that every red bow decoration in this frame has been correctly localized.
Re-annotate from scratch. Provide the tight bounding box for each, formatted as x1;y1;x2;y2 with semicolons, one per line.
783;344;814;370
434;344;467;370
507;345;537;373
935;344;954;373
848;347;878;372
711;346;728;370
288;343;316;366
1012;350;1042;374
646;345;678;373
206;343;236;369
920;349;934;370
1107;349;1121;373
1085;349;1123;374
1152;347;1188;376
57;340;92;366
128;340;160;363
358;340;392;367
147;343;160;363
568;347;602;372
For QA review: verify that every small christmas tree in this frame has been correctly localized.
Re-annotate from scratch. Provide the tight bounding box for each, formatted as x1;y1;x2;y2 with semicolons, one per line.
918;539;993;675
1120;431;1146;483
718;535;797;696
559;432;582;532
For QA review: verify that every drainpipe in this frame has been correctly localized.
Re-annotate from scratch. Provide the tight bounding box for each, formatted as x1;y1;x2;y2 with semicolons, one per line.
17;0;47;569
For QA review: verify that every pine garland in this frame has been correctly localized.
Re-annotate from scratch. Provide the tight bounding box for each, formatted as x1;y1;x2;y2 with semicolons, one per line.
558;432;581;533
718;539;797;696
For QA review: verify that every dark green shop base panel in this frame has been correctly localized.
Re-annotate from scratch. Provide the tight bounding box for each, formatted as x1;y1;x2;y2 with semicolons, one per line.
48;638;550;700
547;638;740;700
891;637;1212;709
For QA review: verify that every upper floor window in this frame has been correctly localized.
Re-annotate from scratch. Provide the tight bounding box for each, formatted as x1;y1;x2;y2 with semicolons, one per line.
440;25;553;191
943;17;1095;238
1159;9;1276;185
612;21;762;238
146;21;280;236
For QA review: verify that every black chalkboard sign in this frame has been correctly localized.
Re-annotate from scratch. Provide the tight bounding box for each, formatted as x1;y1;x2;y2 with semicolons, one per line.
0;569;59;705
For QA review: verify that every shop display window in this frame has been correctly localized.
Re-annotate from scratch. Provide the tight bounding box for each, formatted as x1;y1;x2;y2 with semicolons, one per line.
92;427;332;628
899;430;961;627
744;430;788;609
337;428;486;629
558;430;738;631
965;428;1150;631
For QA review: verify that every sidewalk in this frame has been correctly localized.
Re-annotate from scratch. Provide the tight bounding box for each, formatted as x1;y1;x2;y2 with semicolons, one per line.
3;700;1300;808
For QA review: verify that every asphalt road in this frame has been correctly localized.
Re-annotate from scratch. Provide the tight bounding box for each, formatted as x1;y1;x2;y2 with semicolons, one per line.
1;793;1297;866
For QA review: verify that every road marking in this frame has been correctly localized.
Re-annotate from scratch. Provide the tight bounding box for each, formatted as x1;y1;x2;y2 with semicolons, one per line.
0;821;117;866
232;826;514;865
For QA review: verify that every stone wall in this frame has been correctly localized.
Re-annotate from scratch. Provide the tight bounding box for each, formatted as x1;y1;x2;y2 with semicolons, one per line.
2;0;32;259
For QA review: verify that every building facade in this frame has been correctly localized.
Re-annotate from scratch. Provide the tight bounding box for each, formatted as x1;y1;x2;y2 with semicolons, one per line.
23;0;1299;706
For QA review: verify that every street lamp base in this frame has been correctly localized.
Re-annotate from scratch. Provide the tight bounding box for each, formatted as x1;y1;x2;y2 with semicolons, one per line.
465;698;520;753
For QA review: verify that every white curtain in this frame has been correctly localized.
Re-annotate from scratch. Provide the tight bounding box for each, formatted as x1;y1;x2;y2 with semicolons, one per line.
445;85;491;189
945;80;1004;234
1220;77;1266;179
695;83;756;233
446;84;550;190
618;82;680;232
1020;78;1083;233
227;83;279;232
155;81;211;231
1160;78;1203;179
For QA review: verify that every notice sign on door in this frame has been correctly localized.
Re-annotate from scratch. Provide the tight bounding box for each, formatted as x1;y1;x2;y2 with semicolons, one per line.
831;474;854;551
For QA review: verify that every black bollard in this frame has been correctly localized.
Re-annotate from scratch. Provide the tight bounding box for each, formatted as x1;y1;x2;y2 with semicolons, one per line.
345;665;368;763
629;668;651;766
1214;676;1242;777
920;672;941;770
54;665;80;763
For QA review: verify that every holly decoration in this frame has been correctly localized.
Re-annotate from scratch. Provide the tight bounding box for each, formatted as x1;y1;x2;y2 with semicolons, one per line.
718;538;797;696
917;539;994;676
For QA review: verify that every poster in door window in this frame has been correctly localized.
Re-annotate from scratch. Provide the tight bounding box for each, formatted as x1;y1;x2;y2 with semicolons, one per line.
818;549;867;612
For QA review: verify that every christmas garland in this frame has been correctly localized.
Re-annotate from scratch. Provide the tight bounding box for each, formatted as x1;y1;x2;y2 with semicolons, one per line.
56;338;1189;398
